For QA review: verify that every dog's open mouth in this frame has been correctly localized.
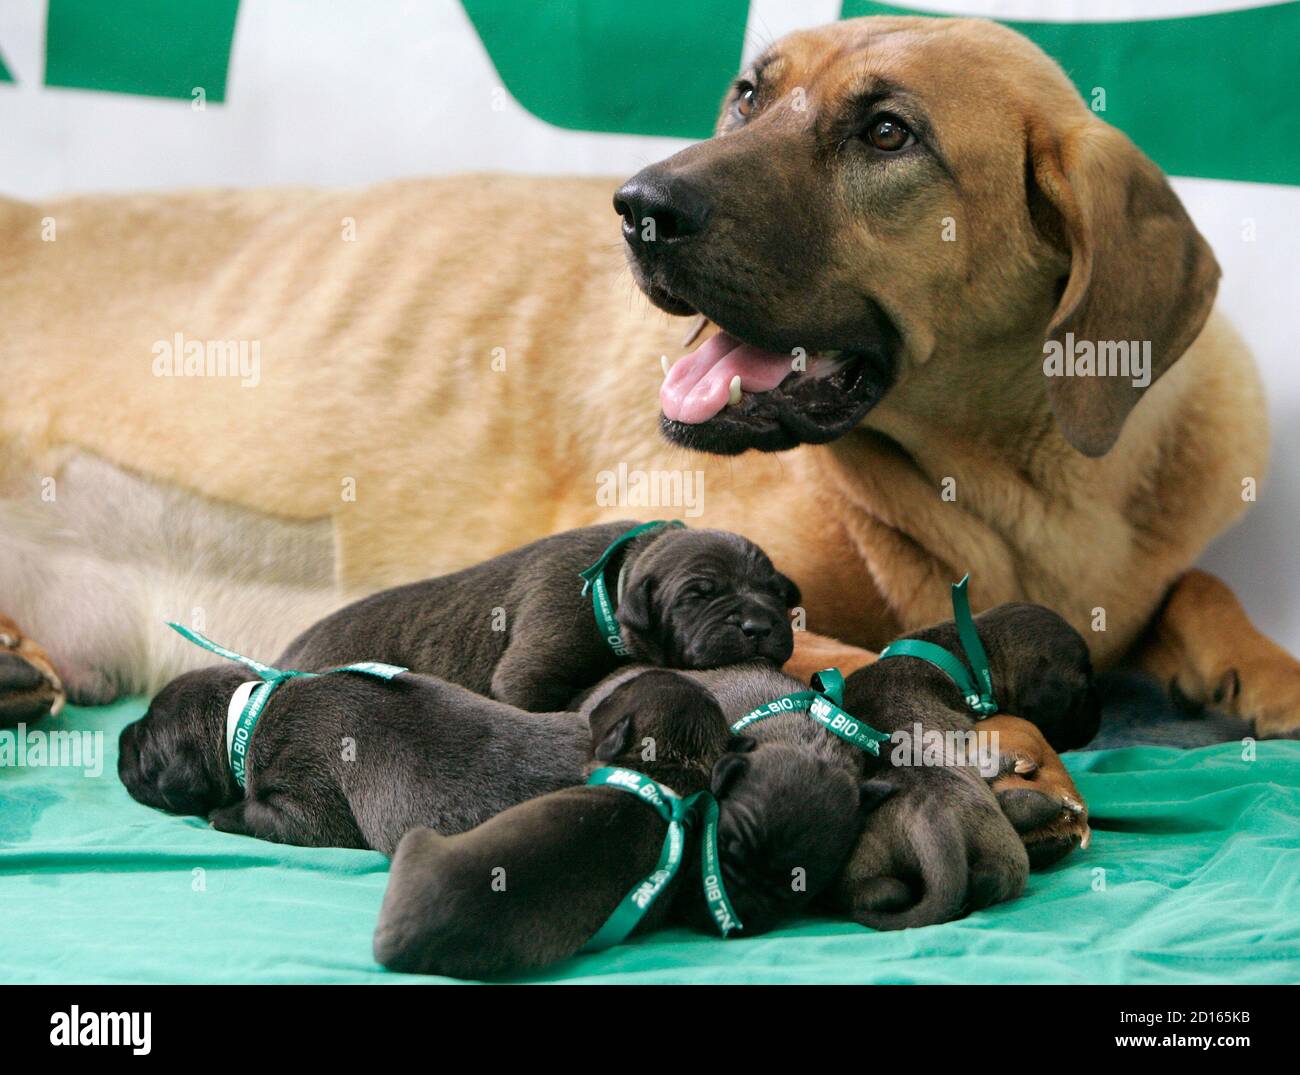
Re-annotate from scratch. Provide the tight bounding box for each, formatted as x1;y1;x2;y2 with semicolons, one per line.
658;327;896;455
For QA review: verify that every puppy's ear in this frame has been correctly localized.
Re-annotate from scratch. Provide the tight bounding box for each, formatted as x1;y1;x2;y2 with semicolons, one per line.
775;572;801;611
726;734;758;754
710;752;749;799
156;743;222;817
616;574;655;635
1028;114;1219;457
592;713;634;762
1016;656;1075;726
857;778;894;821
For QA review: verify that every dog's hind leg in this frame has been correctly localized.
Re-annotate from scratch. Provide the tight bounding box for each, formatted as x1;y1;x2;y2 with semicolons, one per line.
1135;569;1300;739
0;452;343;714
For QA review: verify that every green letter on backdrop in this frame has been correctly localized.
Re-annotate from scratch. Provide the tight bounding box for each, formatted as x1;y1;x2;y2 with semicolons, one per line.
44;0;240;102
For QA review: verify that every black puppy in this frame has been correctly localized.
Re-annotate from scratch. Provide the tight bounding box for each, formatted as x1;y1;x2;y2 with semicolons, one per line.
373;670;737;979
689;602;1100;934
663;663;892;935
119;664;603;854
830;601;1100;930
276;521;799;711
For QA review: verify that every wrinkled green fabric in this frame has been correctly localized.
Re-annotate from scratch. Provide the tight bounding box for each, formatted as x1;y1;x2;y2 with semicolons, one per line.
1;699;1296;983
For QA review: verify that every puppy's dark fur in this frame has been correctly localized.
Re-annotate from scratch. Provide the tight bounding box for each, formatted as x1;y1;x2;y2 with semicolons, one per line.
648;663;891;936
373;670;736;978
119;665;593;854
831;602;1099;930
684;603;1099;934
277;521;799;711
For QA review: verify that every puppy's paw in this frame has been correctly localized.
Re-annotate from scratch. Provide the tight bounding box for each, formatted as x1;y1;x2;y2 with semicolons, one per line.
983;714;1089;869
209;801;254;836
0;615;65;727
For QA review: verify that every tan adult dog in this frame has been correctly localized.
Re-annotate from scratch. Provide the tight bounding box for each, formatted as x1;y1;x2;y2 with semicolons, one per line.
0;15;1292;758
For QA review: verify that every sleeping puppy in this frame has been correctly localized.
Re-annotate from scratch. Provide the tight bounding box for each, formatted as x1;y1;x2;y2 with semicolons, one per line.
661;663;895;936
832;602;1100;930
373;670;736;979
680;602;1100;934
276;520;800;711
119;664;599;854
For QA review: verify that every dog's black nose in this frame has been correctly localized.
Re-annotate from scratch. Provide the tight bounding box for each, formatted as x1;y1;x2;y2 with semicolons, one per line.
614;171;711;244
740;616;775;641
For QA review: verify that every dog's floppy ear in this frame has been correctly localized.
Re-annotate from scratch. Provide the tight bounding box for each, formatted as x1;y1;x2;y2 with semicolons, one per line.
710;752;749;798
156;743;222;817
616;573;655;635
587;681;641;761
1028;115;1219;457
775;571;801;611
592;714;634;762
857;778;894;821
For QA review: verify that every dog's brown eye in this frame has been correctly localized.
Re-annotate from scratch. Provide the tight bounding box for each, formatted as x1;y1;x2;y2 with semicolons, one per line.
735;83;756;119
866;115;914;152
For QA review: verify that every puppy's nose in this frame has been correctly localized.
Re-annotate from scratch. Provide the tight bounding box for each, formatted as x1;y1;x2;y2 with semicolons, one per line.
740;615;775;641
614;170;711;244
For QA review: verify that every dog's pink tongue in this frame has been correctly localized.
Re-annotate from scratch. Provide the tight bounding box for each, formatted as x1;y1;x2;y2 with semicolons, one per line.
660;332;795;424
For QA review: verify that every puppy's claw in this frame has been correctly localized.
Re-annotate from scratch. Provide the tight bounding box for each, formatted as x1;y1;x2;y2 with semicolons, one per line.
1013;757;1037;775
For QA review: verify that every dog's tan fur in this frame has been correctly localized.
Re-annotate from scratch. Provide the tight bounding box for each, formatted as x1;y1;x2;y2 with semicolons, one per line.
0;16;1294;737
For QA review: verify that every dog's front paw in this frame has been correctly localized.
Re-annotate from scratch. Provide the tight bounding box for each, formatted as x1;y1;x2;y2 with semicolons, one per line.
983;715;1089;869
0;615;65;727
1179;656;1300;741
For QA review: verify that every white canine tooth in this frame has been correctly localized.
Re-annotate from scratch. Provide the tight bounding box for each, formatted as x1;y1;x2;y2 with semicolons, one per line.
661;354;671;377
1080;827;1092;850
728;375;742;406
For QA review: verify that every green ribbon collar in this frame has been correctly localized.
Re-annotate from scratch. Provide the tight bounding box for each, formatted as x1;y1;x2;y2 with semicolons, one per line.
580;766;741;951
730;668;891;756
167;622;407;788
876;574;999;717
578;521;685;658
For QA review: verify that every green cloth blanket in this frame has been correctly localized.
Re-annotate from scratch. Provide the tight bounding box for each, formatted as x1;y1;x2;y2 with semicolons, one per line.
1;699;1297;984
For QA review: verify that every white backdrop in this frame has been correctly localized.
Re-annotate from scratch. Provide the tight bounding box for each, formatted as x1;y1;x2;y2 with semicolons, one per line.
1;0;1295;651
